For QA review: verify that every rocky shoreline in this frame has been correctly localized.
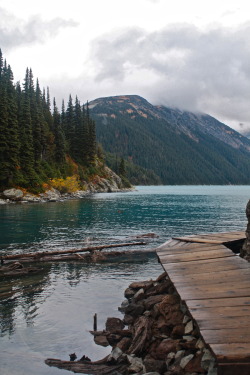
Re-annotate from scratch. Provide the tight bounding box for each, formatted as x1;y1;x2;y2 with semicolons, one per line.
0;174;133;205
46;271;217;375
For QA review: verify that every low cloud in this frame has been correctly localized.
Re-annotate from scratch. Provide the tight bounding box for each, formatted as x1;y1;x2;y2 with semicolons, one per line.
90;23;250;127
0;7;77;50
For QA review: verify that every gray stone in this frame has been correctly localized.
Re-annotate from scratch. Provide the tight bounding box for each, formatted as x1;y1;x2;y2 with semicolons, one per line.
195;338;205;349
133;288;144;301
183;315;190;324
3;188;23;200
107;347;123;362
127;355;144;373
180;354;194;369
118;299;129;313
0;199;7;205
174;350;186;363
184;320;194;334
201;349;215;370
166;351;175;366
183;335;196;341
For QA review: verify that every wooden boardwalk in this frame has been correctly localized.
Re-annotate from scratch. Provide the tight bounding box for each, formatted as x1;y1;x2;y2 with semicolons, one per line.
156;231;250;375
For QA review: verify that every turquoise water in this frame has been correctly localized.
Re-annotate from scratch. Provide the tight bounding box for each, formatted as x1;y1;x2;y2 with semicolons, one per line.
0;185;249;375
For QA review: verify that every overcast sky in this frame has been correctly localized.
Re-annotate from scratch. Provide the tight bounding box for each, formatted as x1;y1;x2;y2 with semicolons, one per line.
1;0;250;132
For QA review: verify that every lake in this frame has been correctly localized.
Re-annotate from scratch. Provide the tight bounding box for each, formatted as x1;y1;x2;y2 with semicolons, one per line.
0;185;249;375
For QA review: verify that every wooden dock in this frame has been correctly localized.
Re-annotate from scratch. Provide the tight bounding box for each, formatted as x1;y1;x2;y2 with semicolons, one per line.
156;231;250;375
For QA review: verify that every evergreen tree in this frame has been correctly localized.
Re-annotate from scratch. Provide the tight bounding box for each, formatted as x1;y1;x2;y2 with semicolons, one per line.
53;98;65;164
19;68;38;186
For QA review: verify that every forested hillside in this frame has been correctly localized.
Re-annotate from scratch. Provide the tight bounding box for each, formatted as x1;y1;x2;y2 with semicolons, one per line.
90;95;250;185
0;49;118;193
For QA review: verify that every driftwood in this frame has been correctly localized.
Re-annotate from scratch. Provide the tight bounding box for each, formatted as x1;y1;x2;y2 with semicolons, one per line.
0;262;40;278
45;357;128;375
1;241;146;261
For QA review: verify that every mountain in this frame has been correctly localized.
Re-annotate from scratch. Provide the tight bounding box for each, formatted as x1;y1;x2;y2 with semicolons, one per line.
89;95;250;185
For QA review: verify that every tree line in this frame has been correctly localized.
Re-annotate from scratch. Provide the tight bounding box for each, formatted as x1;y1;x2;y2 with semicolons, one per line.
0;49;97;191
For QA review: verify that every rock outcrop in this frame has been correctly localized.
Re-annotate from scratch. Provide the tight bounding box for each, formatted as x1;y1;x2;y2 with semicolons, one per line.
0;167;133;204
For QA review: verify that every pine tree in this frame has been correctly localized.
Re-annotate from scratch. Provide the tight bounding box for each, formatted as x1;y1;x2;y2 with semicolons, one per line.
53;98;65;164
19;68;39;186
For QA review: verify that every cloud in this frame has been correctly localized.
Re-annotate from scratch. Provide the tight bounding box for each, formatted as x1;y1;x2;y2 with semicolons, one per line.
89;23;250;126
0;7;78;50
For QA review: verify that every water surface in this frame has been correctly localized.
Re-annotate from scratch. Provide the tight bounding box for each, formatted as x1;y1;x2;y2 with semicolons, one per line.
0;185;249;375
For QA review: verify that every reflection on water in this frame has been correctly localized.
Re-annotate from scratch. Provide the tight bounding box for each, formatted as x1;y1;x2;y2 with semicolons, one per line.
0;186;250;375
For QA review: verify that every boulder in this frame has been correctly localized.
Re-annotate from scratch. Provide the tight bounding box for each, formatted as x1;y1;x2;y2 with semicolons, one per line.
150;338;178;360
3;188;23;200
0;199;7;205
124;303;145;317
106;317;125;332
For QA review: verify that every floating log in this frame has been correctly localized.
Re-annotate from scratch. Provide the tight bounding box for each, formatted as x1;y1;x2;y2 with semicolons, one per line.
1;241;146;261
45;357;128;375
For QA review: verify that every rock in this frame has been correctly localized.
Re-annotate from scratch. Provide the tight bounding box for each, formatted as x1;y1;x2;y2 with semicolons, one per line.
125;287;136;299
166;352;175;366
129;280;154;290
143;294;166;310
23;193;41;202
107;347;123;362
171;324;185;338
174;350;185;364
119;299;129;313
3;188;23;200
133;288;144;301
107;333;123;346
180;354;194;369
94;335;109;347
124;302;145;317
201;349;215;371
185;353;206;373
0;199;7;204
144;357;167;373
150;339;178;360
182;335;196;342
183;315;190;324
196;338;205;349
127;355;144;373
184;320;194;334
123;314;134;325
40;188;61;202
144;373;161;375
106;317;125;332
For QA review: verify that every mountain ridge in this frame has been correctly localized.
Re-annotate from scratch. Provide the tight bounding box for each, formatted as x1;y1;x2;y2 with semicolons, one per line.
89;95;250;185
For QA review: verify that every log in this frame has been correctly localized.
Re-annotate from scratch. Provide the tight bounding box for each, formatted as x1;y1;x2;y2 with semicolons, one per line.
1;241;146;261
45;358;128;374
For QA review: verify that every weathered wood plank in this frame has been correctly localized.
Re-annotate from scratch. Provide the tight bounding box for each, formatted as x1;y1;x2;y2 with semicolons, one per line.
157;231;250;369
174;280;250;293
201;328;250;344
197;317;250;330
159;248;235;263
186;297;250;309
190;305;250;320
209;343;250;363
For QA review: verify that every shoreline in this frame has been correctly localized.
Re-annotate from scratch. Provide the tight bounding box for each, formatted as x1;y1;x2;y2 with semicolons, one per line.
46;271;218;375
0;186;134;205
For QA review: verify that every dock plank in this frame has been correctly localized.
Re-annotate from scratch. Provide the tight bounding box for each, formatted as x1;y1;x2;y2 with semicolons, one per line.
156;230;250;371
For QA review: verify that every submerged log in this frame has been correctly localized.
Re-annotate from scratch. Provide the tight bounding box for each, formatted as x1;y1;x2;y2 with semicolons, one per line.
0;262;40;278
1;241;146;261
45;358;128;375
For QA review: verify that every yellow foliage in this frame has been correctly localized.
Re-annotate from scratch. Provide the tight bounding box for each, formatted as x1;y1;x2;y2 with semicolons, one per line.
50;175;80;193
